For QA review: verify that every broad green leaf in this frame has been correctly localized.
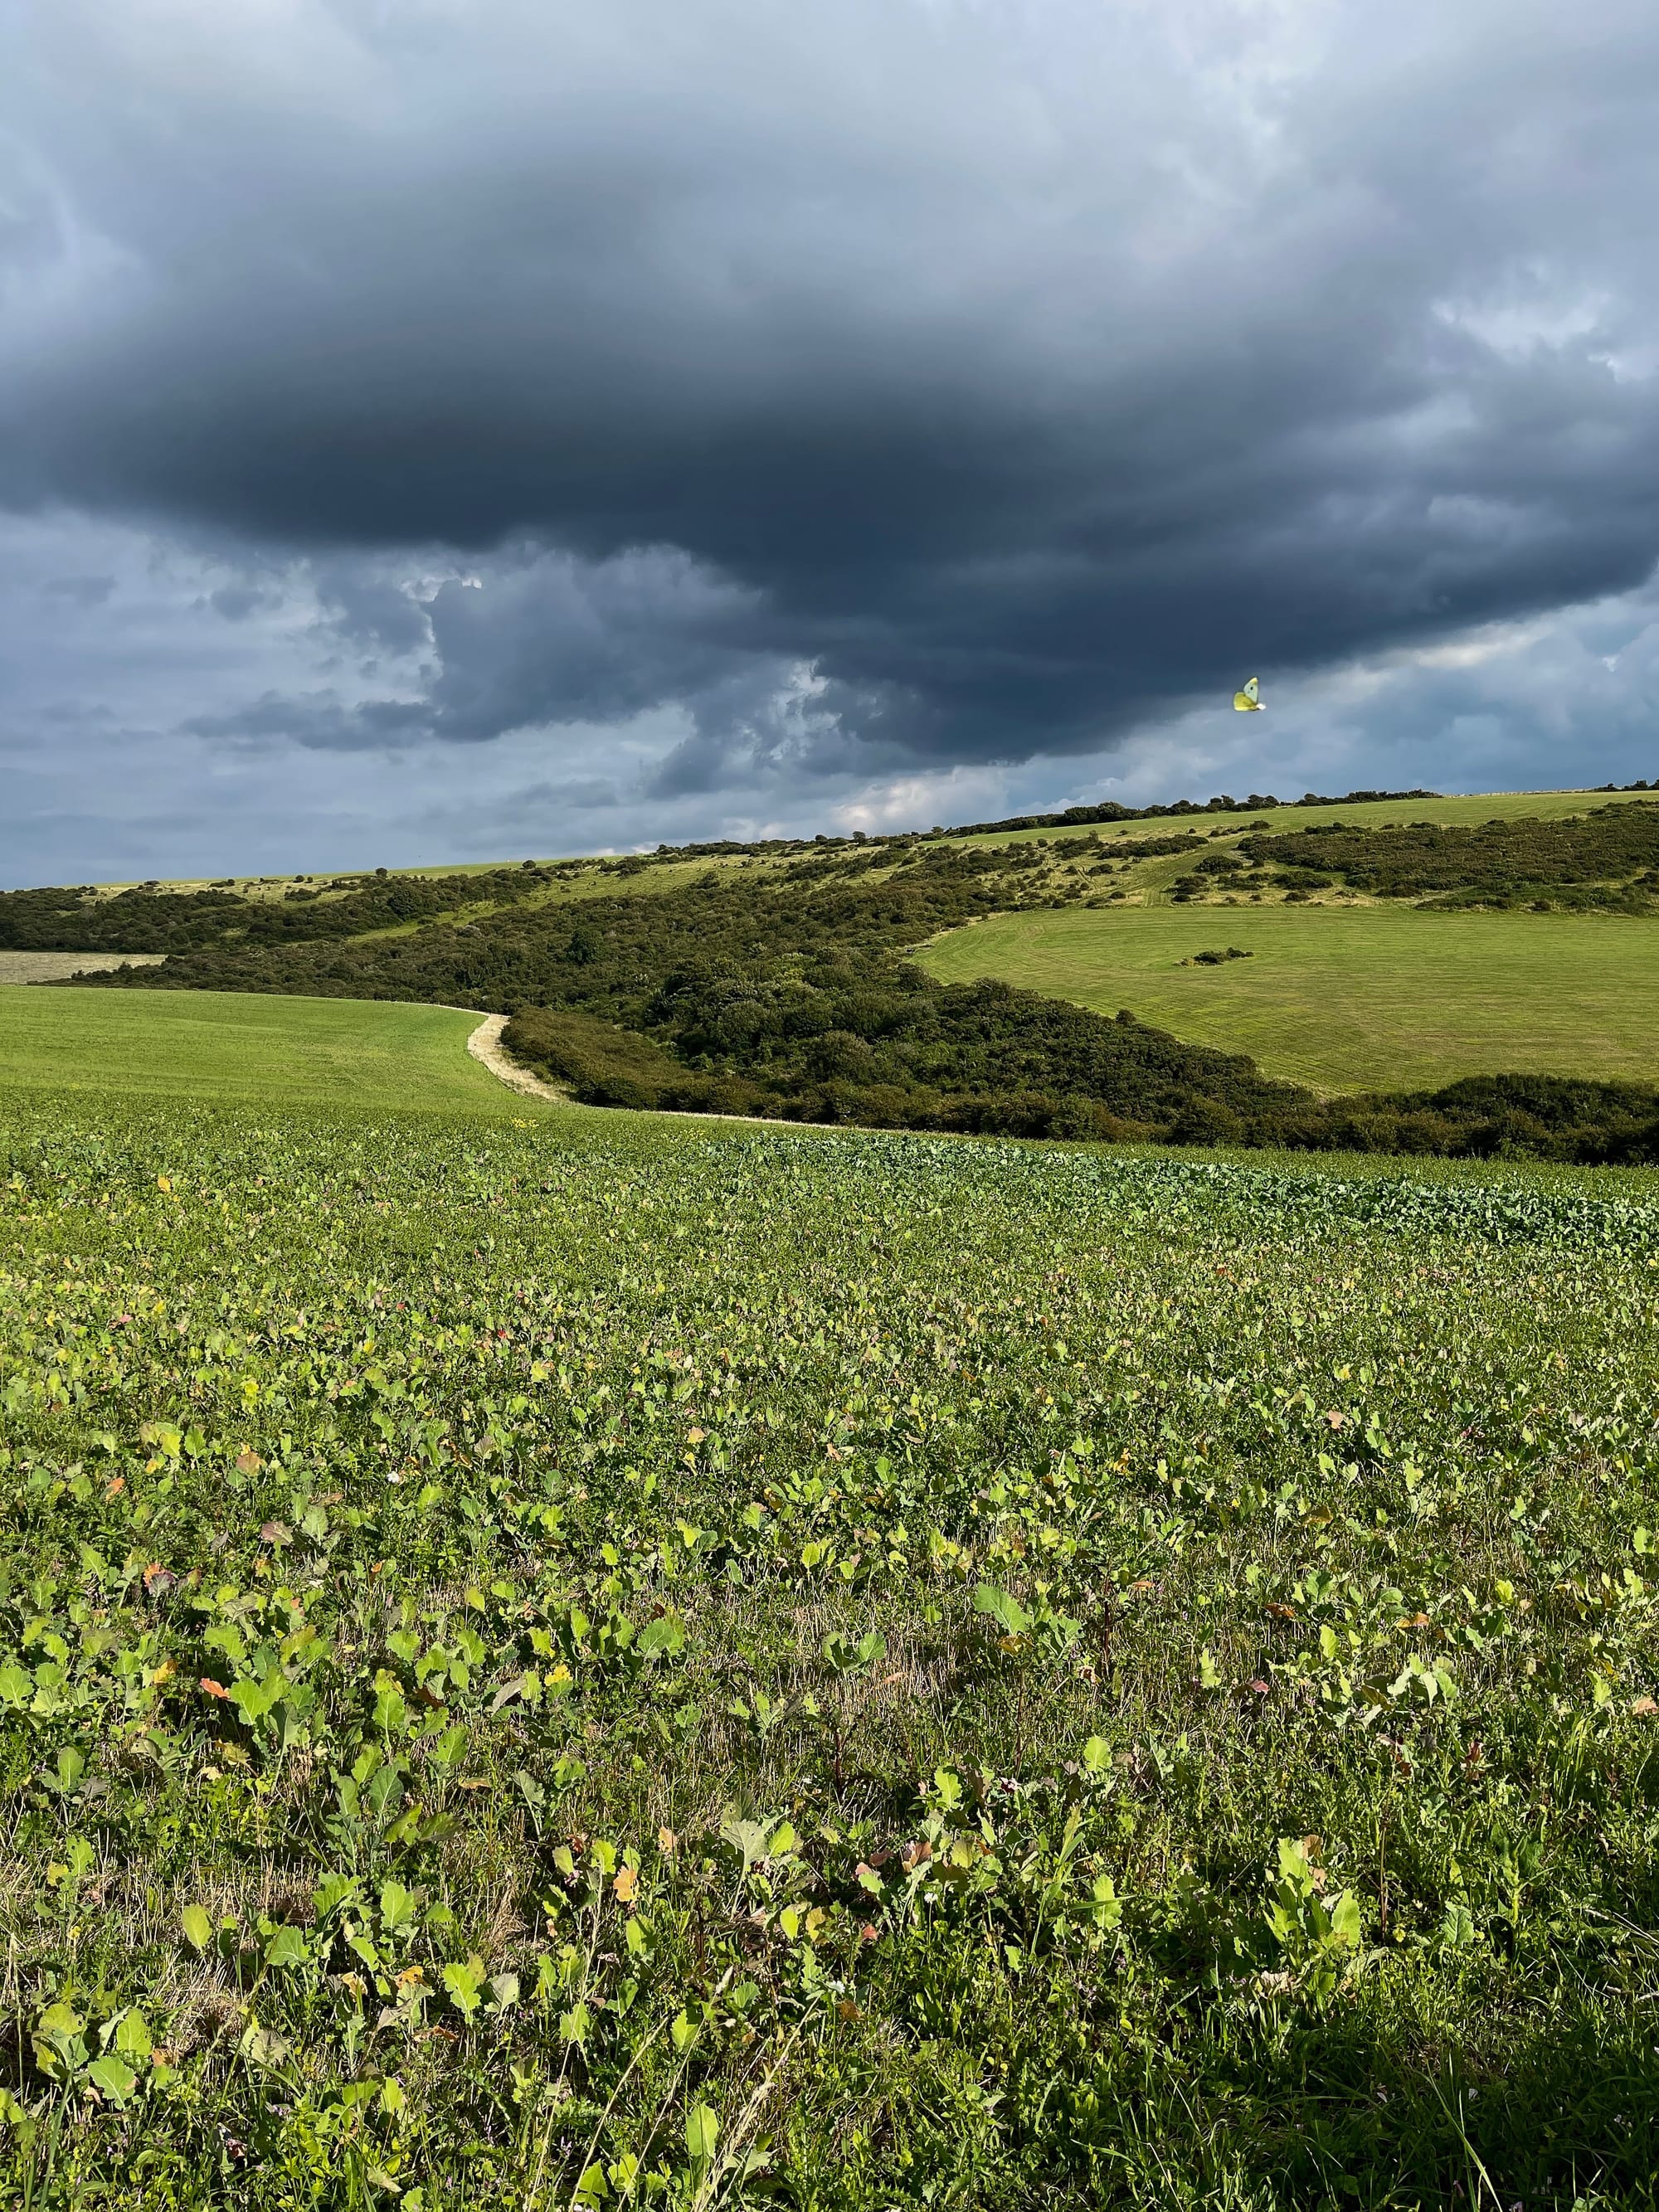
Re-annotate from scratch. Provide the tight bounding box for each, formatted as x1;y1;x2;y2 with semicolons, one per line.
85;2055;138;2104
244;2026;293;2070
264;1925;310;1969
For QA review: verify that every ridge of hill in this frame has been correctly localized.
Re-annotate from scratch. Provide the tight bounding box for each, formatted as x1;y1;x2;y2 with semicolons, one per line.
8;781;1659;912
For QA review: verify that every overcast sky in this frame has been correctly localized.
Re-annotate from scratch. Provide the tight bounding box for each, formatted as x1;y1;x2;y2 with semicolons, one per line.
3;0;1658;882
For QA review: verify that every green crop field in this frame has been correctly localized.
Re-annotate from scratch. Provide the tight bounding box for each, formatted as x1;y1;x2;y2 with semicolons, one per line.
917;906;1659;1094
2;1072;1657;2209
0;987;532;1115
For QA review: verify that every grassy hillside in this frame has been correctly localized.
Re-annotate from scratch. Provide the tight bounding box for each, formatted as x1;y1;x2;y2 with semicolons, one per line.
2;1089;1657;2208
916;907;1659;1093
27;784;1659;1159
946;784;1659;853
14;785;1656;903
56;815;1659;1160
0;986;529;1113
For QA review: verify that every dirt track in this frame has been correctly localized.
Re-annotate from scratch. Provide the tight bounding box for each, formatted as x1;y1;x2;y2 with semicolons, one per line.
462;1011;786;1127
465;1013;569;1102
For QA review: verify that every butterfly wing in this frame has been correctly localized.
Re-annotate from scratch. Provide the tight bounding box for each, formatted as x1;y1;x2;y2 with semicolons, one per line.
1232;676;1262;712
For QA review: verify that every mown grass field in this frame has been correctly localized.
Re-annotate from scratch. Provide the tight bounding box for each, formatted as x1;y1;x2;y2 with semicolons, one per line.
0;988;530;1114
917;906;1659;1094
1;1067;1657;2209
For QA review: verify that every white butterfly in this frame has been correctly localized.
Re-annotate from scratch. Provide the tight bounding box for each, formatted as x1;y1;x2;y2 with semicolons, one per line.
1233;676;1263;712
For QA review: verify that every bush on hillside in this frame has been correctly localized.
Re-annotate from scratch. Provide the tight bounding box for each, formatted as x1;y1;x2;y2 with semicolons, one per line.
71;831;1659;1165
1240;803;1659;905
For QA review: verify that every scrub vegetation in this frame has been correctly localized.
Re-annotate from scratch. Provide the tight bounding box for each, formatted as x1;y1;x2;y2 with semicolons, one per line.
32;786;1659;1159
1232;803;1659;911
2;1091;1657;2210
0;868;560;958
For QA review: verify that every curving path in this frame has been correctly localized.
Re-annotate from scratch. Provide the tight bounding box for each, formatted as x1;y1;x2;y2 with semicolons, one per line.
463;1010;783;1127
465;1013;568;1102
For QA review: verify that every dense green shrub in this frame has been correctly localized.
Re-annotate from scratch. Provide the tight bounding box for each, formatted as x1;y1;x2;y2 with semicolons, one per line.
71;836;1659;1168
1240;803;1659;905
71;829;1659;1163
0;865;554;953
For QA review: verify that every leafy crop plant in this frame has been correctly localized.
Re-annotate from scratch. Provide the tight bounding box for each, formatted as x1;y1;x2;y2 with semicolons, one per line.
0;1093;1657;2206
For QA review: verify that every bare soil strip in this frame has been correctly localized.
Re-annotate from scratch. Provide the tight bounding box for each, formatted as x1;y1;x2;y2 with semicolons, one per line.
465;1013;570;1101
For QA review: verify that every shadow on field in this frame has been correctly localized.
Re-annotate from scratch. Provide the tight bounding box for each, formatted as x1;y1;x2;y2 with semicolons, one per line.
1048;1996;1659;2208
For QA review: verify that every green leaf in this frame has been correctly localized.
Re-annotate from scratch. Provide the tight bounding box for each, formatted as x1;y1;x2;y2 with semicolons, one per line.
378;1880;418;1932
0;2086;37;2140
1438;1900;1478;1951
226;1674;276;1724
243;2025;293;2070
972;1585;1031;1638
41;1747;85;1796
685;2103;720;2164
430;1723;469;1770
181;1904;214;1952
1327;1891;1362;1948
442;1957;486;2017
1088;1873;1123;1930
313;1873;360;1920
85;2055;138;2104
720;1818;770;1870
264;1925;311;1970
635;1614;685;1659
32;2001;85;2077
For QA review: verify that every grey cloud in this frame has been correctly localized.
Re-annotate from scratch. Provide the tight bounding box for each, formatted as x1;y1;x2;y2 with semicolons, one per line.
207;585;276;621
2;0;1659;841
41;575;115;606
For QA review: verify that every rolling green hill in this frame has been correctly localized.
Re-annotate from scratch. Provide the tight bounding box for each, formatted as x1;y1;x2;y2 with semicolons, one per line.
915;906;1659;1094
20;782;1659;1160
0;985;534;1113
945;782;1659;852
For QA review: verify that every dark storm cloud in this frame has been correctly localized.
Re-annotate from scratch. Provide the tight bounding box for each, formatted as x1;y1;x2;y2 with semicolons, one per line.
4;0;1659;785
